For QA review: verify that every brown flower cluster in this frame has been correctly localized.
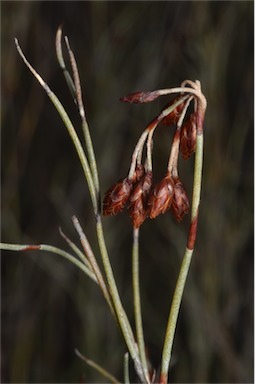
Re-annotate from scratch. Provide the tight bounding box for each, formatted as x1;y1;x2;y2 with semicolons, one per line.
103;87;198;228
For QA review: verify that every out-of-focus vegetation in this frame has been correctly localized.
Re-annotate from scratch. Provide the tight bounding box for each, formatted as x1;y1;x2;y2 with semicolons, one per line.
1;1;253;383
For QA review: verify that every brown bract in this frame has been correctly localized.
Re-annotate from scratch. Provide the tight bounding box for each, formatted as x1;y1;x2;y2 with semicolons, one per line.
148;175;174;219
171;178;190;222
161;96;185;126
103;177;133;216
120;90;161;104
129;171;153;228
180;112;197;159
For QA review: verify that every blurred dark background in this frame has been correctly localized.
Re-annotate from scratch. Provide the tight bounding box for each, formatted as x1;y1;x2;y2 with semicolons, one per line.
1;1;253;383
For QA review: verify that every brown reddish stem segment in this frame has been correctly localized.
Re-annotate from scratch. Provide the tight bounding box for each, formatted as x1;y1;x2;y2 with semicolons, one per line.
187;214;198;250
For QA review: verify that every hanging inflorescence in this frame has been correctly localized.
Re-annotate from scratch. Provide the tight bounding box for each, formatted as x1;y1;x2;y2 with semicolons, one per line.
103;81;200;228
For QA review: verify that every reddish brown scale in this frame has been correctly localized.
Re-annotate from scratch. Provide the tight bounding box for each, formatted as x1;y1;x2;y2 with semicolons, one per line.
102;165;144;217
180;112;197;160
171;177;190;222
120;90;161;104
129;171;153;228
103;177;133;216
161;96;186;126
148;175;174;219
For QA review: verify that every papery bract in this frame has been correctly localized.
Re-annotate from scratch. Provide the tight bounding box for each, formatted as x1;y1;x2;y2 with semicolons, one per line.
120;90;161;104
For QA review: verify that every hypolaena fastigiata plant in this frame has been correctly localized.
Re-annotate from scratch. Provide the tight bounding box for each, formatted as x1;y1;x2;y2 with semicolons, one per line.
1;27;206;383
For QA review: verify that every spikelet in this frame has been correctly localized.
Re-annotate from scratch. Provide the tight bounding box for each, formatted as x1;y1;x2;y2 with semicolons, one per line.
129;171;152;228
148;175;174;219
180;112;197;159
171;178;190;222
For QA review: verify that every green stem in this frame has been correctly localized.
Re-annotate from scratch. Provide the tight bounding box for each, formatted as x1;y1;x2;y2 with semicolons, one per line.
96;217;147;383
132;228;149;382
160;132;204;381
0;243;97;283
124;353;130;384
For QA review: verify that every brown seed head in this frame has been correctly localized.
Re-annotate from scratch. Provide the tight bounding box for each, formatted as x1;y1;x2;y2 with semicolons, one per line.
161;96;185;126
148;175;174;219
180;112;197;160
129;171;153;228
171;178;190;222
103;177;133;216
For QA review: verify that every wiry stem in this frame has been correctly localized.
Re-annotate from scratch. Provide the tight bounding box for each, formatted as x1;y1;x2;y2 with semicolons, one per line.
64;35;100;198
132;227;149;382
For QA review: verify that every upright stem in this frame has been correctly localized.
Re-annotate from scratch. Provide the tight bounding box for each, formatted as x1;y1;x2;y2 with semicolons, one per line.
160;131;204;383
132;227;150;382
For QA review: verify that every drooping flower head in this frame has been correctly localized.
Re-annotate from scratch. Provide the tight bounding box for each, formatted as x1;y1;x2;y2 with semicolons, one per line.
103;165;144;216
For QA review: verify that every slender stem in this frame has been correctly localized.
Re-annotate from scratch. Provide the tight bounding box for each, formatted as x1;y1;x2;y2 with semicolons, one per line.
59;227;93;271
95;217;147;383
132;228;149;382
55;26;76;101
75;349;121;384
160;131;204;382
72;216;114;314
124;353;130;384
64;36;100;196
0;243;97;283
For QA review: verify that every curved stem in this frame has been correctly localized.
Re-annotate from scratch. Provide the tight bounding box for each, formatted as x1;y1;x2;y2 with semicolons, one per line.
132;228;149;382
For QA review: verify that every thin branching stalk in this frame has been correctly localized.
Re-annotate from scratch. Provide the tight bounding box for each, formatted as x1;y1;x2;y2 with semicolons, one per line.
0;243;97;283
160;86;206;384
132;227;149;382
59;227;93;270
128;95;189;178
75;349;121;384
